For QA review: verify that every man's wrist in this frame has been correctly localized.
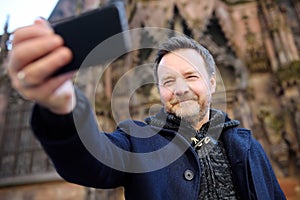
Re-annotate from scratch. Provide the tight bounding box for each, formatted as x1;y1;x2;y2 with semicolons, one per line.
48;85;77;115
49;96;76;115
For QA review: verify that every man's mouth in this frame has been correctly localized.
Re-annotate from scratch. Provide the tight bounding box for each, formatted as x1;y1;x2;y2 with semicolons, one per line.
170;97;197;105
178;99;193;103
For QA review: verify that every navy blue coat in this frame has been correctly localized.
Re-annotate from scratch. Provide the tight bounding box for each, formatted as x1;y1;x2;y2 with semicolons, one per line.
31;90;286;200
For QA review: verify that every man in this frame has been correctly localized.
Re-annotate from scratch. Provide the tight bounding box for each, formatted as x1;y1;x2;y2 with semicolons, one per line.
8;19;285;199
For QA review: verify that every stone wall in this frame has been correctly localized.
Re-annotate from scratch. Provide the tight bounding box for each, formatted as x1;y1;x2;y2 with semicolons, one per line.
0;181;124;200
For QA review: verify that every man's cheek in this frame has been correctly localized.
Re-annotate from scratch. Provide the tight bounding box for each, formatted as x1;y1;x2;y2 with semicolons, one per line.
159;87;173;104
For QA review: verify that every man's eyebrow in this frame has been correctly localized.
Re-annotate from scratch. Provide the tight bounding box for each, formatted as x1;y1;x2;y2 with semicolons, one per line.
183;70;200;76
160;75;175;81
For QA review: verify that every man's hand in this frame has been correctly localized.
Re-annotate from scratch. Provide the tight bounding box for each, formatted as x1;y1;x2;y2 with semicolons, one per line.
7;18;76;114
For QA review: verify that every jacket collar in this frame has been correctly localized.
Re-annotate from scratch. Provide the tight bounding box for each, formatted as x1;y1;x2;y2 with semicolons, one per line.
145;108;240;142
222;128;252;166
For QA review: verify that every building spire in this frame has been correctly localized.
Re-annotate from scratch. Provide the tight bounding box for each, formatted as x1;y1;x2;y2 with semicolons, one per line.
0;15;10;71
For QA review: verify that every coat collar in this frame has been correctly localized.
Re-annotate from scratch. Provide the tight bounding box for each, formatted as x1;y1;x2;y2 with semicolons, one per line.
145;108;240;142
221;128;251;166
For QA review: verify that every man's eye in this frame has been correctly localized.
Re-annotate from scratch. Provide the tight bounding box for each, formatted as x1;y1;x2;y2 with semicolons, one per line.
187;75;199;80
163;80;174;86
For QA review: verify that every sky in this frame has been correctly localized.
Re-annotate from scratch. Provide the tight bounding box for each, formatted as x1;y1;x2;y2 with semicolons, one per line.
0;0;59;35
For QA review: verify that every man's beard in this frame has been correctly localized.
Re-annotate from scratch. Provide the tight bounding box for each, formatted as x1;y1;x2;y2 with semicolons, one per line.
167;96;210;126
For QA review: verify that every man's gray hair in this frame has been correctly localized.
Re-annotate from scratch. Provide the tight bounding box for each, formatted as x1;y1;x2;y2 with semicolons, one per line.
153;36;216;83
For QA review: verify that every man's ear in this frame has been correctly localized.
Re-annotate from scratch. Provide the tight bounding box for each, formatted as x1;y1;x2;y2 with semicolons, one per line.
210;74;216;93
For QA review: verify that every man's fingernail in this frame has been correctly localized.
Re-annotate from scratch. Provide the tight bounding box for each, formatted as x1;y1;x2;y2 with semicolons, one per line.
34;17;52;29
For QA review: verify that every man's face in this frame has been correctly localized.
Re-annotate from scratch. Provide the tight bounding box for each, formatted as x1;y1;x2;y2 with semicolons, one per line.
157;49;216;123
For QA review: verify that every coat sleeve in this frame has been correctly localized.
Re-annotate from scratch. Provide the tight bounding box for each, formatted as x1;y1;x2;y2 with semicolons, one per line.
248;138;286;200
30;88;130;189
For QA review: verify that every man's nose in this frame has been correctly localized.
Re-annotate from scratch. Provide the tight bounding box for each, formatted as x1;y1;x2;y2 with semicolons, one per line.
174;78;189;96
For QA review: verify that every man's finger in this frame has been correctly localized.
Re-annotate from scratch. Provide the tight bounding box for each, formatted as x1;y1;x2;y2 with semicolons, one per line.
15;46;73;87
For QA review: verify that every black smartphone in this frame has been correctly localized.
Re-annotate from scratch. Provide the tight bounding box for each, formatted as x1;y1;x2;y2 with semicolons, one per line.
51;1;131;76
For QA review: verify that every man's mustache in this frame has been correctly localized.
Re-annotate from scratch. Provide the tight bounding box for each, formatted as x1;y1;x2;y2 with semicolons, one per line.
169;95;198;105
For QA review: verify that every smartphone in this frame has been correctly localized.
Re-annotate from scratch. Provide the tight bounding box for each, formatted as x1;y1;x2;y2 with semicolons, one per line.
51;1;131;76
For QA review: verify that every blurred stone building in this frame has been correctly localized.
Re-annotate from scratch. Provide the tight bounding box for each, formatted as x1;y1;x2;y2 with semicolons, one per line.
0;0;299;199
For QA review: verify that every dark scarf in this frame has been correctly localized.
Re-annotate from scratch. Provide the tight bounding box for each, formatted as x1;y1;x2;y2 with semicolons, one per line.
145;108;241;199
145;108;239;142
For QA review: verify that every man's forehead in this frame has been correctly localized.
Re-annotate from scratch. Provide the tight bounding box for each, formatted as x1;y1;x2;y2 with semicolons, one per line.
157;49;207;75
158;65;201;75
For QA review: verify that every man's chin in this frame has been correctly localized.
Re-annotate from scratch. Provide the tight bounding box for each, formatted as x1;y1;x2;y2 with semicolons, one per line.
166;101;201;115
176;112;199;120
173;106;200;119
